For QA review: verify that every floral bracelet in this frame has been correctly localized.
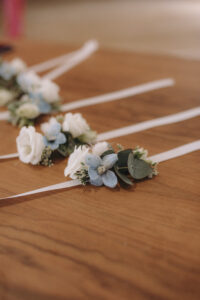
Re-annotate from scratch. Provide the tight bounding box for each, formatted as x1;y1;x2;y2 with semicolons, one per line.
64;143;158;189
17;112;97;166
16;111;157;189
0;58;61;127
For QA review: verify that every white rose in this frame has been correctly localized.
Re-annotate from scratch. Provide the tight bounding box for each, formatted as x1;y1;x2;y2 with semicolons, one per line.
92;142;110;156
10;58;27;74
16;126;45;165
38;79;60;103
62;113;90;138
16;103;40;119
17;71;41;93
64;145;89;179
0;89;15;106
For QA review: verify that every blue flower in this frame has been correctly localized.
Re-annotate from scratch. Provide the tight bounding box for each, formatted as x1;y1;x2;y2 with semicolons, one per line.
29;93;51;114
43;121;67;150
85;153;118;188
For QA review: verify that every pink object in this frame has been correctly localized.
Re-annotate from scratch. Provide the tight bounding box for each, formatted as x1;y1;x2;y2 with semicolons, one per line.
3;0;25;38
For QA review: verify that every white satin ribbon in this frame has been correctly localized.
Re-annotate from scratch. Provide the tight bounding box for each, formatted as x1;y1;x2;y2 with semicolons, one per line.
0;78;175;122
60;78;174;112
0;140;199;200
0;153;19;159
0;179;81;200
28;40;98;74
148;140;200;163
97;106;200;141
43;40;99;81
0;106;199;160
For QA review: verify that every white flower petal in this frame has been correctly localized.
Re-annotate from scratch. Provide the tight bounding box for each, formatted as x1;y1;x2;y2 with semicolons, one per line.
64;145;89;179
37;79;60;103
17;71;42;93
16;126;45;165
92;142;109;156
62;113;90;138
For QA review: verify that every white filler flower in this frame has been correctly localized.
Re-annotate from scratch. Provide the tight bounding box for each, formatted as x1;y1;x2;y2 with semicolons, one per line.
64;145;89;179
133;147;148;160
92;142;110;156
16;126;45;165
16;103;40;119
0;89;15;106
62;113;90;138
38;79;60;103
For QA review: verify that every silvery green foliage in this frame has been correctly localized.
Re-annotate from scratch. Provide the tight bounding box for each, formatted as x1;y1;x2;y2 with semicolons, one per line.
75;146;158;189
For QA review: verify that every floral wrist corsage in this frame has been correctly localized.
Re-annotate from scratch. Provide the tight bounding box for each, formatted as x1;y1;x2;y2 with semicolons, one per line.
0;58;61;127
16;113;97;166
64;143;158;189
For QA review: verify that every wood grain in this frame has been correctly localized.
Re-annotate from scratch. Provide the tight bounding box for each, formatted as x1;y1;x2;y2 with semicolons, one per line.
0;40;199;300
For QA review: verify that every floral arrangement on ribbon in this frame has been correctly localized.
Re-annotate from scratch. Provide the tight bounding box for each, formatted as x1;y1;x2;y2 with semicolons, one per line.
15;110;157;188
16;113;97;166
0;58;60;127
64;143;158;189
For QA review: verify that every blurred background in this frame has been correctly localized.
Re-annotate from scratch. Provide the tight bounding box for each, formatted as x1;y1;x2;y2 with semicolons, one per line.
0;0;200;59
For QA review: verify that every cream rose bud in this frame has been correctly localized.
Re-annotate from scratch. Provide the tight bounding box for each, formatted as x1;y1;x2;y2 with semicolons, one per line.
10;58;27;74
16;126;45;165
92;142;110;156
62;113;90;138
16;103;40;119
38;79;60;103
64;145;89;179
0;89;15;106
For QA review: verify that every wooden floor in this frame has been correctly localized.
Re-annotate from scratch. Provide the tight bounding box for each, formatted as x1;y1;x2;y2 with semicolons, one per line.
0;41;199;300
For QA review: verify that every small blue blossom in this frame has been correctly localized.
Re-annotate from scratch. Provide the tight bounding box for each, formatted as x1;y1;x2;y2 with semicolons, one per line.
30;93;51;114
43;122;67;150
85;153;118;188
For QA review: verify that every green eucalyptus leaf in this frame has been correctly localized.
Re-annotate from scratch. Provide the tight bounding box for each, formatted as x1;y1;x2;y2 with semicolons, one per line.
57;143;69;157
51;101;61;112
117;149;132;168
128;154;153;180
101;149;115;158
18;117;34;128
58;132;76;157
114;164;133;186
